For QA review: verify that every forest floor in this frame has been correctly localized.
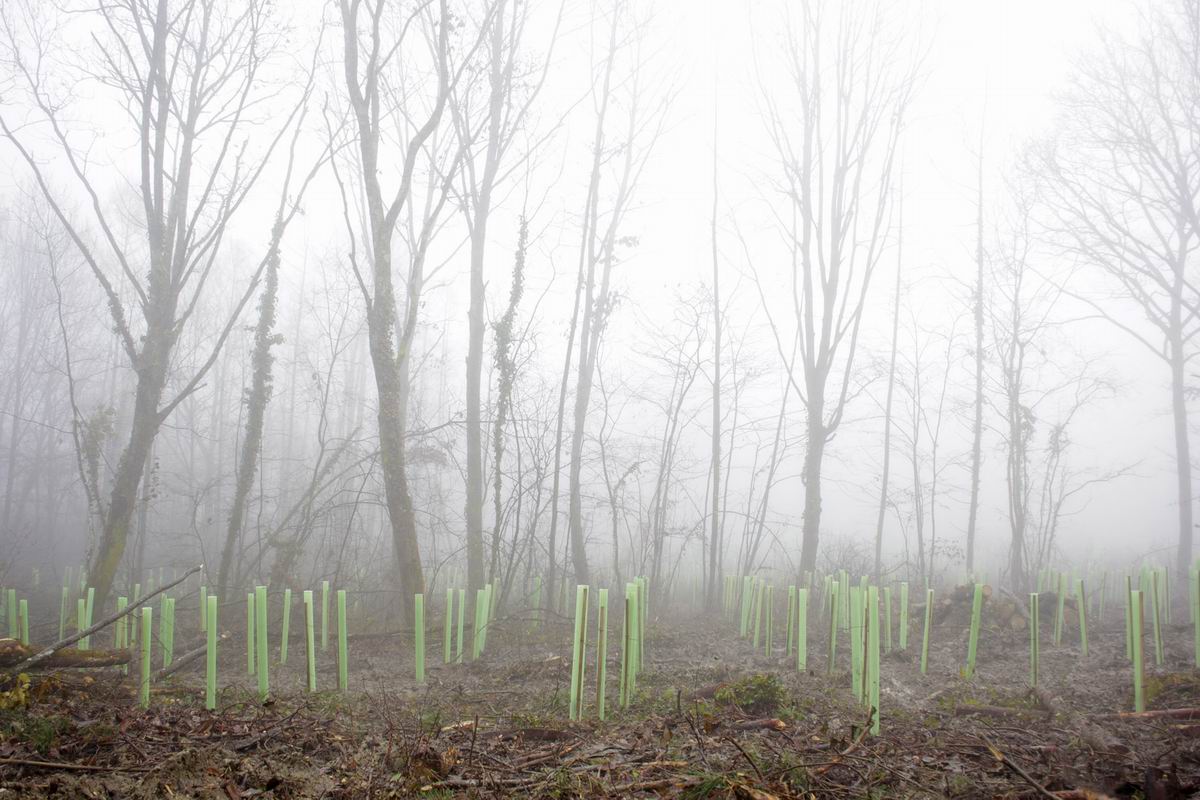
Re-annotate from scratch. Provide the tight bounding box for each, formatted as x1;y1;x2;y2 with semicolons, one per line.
0;598;1198;798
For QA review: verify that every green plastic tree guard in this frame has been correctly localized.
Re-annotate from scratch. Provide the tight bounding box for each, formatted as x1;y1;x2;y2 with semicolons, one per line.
921;589;934;675
568;585;590;720
414;593;425;683
321;580;330;652
280;588;292;665
303;590;316;692
964;583;983;679
1030;593;1039;687
456;587;466;664
139;607;152;709
337;589;348;692
18;599;28;646
206;595;218;710
867;586;881;735
1076;579;1089;657
255;586;268;699
797;588;808;672
246;592;256;675
1131;589;1145;712
444;587;454;664
596;588;609;721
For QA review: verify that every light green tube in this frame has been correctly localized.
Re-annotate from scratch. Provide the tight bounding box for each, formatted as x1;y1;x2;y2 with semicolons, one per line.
796;588;808;672
1076;579;1089;657
115;596;128;675
456;587;466;664
785;586;796;657
1150;570;1164;666
255;586;268;699
162;597;175;669
77;598;87;651
414;593;425;683
472;589;486;661
444;587;454;664
1054;572;1066;645
596;588;608;721
321;580;330;652
140;607;152;709
246;592;256;675
883;587;893;654
921;589;934;675
84;588;94;650
964;583;983;679
1131;589;1145;711
899;582;909;650
827;582;839;674
568;585;589;720
18;599;28;646
867;586;880;735
206;595;218;710
280;588;291;665
131;583;141;647
850;587;863;700
337;589;348;692
59;586;68;640
303;590;316;692
1030;593;1039;687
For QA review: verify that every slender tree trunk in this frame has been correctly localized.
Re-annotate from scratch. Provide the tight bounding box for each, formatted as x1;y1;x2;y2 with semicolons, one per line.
873;204;902;580
966;150;985;575
217;222;284;598
1170;284;1194;579
707;109;722;609
799;398;825;575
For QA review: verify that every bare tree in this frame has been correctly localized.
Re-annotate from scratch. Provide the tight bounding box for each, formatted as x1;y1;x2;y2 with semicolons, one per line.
873;196;903;579
551;0;668;592
332;0;469;620
1035;0;1200;577
966;140;986;576
760;0;917;574
987;183;1114;589
1;0;303;608
217;95;328;599
450;0;562;594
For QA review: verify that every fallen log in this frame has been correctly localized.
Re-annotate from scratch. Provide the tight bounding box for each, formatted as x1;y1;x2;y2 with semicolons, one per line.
3;565;200;675
0;640;130;669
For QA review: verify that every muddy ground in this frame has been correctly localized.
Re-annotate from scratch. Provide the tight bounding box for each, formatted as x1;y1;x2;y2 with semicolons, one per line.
0;597;1198;798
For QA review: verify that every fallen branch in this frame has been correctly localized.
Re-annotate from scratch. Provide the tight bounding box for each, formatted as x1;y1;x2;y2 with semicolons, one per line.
5;566;201;675
1091;707;1200;721
153;634;223;681
981;736;1057;800
729;718;787;732
0;640;130;669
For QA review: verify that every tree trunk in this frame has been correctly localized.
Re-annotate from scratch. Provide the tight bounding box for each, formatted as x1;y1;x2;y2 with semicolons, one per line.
707;110;722;609
1170;292;1194;579
88;324;173;610
966;149;985;575
218;225;283;599
873;203;902;580
799;402;825;575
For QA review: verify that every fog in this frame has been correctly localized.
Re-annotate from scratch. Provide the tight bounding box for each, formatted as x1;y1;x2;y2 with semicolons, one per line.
0;0;1192;616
